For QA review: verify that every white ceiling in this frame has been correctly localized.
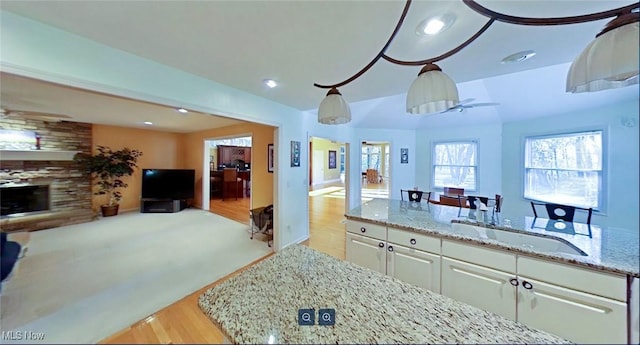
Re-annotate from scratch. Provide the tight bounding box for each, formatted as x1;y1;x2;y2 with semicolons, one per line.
0;73;246;133
0;0;638;131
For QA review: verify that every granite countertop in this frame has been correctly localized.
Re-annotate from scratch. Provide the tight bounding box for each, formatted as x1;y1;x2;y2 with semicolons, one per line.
199;245;570;344
345;199;639;277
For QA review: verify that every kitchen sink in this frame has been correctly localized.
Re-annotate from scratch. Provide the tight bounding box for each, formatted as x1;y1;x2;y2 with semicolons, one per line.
451;223;587;256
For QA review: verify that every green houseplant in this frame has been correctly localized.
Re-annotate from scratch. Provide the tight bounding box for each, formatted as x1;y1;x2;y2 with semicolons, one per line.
74;145;143;217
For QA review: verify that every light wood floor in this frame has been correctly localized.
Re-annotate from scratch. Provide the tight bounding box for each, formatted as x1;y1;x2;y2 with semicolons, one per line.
100;187;348;344
208;195;250;225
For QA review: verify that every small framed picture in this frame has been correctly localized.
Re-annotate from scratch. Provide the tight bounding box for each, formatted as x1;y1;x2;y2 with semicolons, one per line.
291;141;301;167
400;148;409;164
267;144;274;173
328;150;337;169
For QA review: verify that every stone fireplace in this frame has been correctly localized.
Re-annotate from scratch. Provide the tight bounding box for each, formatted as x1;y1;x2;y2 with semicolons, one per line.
0;117;97;232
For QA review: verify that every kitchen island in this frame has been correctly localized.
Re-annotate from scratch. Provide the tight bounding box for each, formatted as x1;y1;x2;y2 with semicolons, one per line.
198;245;569;344
345;198;639;277
343;198;639;344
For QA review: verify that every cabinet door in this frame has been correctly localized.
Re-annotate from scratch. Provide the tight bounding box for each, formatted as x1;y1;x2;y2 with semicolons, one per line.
244;147;251;163
517;276;627;344
442;257;516;320
386;244;441;293
346;233;386;274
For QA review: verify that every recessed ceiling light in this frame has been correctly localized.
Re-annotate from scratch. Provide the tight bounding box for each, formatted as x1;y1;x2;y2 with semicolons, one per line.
176;108;188;114
501;50;536;64
264;79;278;88
416;14;455;36
143;121;153;125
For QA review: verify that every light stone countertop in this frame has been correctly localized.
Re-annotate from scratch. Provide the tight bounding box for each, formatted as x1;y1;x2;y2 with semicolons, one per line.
345;198;639;277
198;245;571;344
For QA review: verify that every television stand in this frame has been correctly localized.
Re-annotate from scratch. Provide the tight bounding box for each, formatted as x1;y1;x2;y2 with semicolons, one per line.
140;199;188;213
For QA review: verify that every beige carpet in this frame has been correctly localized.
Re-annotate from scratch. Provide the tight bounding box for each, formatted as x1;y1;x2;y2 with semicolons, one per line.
0;209;271;344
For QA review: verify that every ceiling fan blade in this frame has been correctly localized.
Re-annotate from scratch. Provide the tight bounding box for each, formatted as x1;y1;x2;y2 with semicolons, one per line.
465;102;500;108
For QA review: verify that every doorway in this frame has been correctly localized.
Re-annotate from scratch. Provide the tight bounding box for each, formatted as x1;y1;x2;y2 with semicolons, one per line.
307;136;348;259
206;135;252;225
361;141;390;201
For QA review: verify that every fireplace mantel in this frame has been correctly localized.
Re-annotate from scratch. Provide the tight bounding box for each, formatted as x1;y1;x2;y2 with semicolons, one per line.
0;150;79;161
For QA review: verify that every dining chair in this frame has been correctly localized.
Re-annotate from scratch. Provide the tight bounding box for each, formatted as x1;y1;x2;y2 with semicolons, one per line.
222;168;242;200
530;201;593;225
443;187;464;196
401;189;430;203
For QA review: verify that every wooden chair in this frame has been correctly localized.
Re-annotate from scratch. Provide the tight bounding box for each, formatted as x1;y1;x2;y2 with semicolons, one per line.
443;187;464;196
439;195;464;207
222;168;242;200
366;169;380;183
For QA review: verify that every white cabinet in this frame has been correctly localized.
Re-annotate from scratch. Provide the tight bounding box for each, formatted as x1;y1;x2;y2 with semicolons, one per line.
345;220;441;293
387;243;441;293
517;257;629;344
441;240;517;320
517;276;627;344
346;232;386;274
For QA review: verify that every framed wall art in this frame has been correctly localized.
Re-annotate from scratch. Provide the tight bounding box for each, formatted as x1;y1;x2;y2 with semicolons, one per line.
291;141;301;167
267;144;274;173
328;150;337;169
400;148;409;164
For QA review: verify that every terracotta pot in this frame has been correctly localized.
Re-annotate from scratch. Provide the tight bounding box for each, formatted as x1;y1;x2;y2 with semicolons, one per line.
101;204;120;217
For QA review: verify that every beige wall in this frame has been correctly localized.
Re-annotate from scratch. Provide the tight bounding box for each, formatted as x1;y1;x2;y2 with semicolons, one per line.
183;122;275;209
311;137;342;182
92;125;185;212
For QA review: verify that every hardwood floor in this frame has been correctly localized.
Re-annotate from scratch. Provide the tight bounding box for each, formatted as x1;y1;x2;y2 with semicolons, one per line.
100;184;357;344
208;196;250;225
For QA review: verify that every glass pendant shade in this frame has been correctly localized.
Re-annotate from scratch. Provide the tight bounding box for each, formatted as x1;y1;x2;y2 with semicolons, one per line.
406;63;459;114
567;14;639;93
318;88;351;124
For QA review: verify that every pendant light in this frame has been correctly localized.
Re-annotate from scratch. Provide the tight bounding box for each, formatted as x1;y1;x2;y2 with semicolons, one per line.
567;12;639;93
406;63;460;114
317;88;351;125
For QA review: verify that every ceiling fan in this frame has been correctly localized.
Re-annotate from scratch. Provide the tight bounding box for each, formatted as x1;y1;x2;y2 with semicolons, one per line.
0;108;72;122
440;98;500;113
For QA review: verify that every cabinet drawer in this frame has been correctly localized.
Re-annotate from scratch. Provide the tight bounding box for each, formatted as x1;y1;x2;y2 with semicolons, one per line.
517;256;626;301
442;240;516;273
387;227;440;254
346;220;386;241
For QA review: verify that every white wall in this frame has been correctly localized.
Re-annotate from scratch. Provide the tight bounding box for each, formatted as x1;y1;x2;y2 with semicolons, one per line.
415;123;503;200
502;100;639;230
1;11;309;249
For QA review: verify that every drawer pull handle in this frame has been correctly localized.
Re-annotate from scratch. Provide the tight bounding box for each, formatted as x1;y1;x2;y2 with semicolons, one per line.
360;227;366;233
509;278;519;286
378;242;384;248
410;238;416;245
388;245;394;252
522;280;533;290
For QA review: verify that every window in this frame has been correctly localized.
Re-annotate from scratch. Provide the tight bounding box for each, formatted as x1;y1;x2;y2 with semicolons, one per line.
339;146;345;173
433;141;477;190
524;130;602;209
361;145;381;172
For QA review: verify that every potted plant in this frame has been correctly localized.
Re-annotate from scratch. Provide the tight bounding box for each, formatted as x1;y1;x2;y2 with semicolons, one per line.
74;145;143;217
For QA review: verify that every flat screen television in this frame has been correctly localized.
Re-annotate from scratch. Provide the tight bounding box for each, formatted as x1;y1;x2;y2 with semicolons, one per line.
142;169;195;200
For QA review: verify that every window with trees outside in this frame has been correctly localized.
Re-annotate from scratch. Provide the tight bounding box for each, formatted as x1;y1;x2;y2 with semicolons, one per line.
361;145;381;172
524;130;602;209
433;141;477;190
